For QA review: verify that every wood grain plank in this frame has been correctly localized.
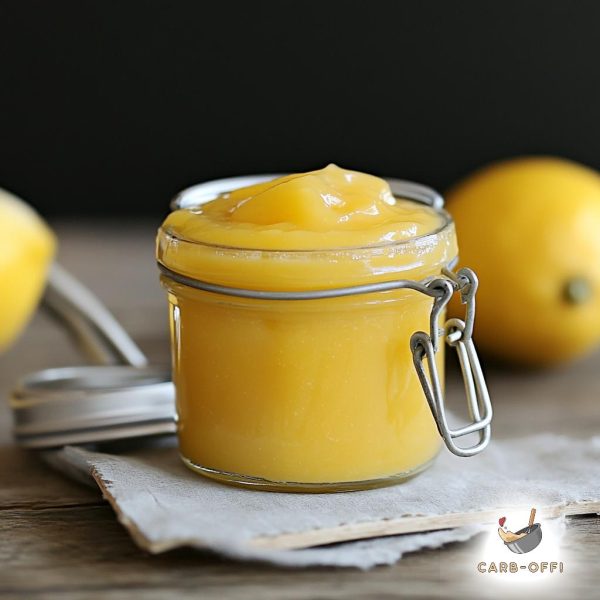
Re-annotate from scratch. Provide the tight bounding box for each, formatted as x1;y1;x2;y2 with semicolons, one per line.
0;445;101;510
0;507;600;600
0;504;597;599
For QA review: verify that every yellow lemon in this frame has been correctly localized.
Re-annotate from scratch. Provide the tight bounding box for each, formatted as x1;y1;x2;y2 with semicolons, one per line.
0;188;56;351
446;156;600;367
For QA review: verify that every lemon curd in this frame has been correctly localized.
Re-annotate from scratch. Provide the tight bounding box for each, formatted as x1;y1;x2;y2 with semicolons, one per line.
157;165;458;490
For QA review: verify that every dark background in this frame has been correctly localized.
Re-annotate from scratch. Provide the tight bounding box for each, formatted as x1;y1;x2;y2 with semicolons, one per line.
1;0;599;217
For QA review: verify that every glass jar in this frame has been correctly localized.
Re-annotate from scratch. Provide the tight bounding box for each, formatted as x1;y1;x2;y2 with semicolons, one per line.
157;176;492;492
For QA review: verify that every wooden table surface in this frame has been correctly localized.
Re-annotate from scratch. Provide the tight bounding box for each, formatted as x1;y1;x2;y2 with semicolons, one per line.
1;221;599;599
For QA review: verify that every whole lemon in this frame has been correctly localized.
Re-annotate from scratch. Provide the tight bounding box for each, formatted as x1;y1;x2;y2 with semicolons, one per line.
0;188;56;351
446;156;600;367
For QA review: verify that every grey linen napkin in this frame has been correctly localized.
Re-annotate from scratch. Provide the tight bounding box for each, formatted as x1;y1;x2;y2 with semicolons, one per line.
48;433;600;569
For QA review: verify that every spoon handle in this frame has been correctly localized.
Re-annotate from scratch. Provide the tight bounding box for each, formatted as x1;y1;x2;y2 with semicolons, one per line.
528;507;537;528
43;263;148;367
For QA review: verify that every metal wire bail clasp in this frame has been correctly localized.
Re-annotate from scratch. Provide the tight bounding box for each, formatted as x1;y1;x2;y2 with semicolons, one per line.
410;268;492;457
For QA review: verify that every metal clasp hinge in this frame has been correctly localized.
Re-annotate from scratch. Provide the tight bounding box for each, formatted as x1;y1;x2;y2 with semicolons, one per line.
410;268;493;457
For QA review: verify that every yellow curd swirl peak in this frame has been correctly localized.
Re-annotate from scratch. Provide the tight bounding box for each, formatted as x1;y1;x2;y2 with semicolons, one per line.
158;165;456;291
162;164;446;249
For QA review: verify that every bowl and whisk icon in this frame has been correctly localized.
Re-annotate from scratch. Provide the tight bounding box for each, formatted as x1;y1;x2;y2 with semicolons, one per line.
497;508;543;554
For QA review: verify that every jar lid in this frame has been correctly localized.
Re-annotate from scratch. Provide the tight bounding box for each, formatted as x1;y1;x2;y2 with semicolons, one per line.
11;366;175;449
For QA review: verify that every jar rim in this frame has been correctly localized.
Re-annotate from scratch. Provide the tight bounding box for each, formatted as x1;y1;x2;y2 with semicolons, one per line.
158;175;457;291
158;205;453;255
161;173;453;254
